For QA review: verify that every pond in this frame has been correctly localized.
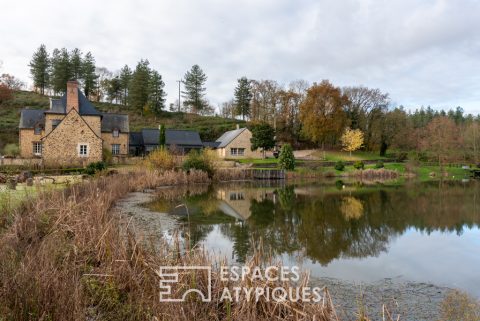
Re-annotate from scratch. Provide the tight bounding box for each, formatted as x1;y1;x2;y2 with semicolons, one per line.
145;179;480;296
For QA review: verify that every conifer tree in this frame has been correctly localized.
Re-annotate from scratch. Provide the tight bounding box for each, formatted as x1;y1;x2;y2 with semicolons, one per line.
119;65;132;105
50;48;71;94
82;52;97;98
148;70;166;115
128;59;151;114
29;44;50;94
234;77;252;120
70;48;83;80
159;124;166;147
182;64;207;113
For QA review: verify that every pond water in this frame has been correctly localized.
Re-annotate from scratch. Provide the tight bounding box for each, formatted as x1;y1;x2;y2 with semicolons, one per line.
146;180;480;296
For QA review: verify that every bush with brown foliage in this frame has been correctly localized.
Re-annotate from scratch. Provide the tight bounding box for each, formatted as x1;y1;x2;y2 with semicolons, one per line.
0;84;13;103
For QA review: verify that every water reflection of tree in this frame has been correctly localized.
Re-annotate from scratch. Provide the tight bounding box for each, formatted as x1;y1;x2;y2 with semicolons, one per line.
167;181;480;265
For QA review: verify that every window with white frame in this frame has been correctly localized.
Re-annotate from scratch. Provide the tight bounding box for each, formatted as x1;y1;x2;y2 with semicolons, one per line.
33;142;42;156
79;144;88;157
230;148;245;156
112;129;119;137
111;144;120;155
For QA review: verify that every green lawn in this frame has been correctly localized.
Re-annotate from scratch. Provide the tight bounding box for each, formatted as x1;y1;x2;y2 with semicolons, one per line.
236;158;279;164
290;162;470;181
312;150;388;161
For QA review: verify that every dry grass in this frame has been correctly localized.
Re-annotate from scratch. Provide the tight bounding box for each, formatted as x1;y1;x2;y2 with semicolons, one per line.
0;170;350;321
439;290;480;321
349;169;399;180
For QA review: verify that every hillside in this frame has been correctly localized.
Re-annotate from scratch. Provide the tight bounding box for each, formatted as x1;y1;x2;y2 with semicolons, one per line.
0;90;243;149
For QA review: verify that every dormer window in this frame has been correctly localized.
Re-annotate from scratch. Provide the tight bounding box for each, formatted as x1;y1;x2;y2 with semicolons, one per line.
113;129;119;137
34;125;42;135
52;119;61;130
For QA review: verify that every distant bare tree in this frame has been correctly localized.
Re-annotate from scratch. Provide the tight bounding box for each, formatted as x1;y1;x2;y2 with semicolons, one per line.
419;117;461;169
342;86;390;150
220;100;236;119
0;73;24;90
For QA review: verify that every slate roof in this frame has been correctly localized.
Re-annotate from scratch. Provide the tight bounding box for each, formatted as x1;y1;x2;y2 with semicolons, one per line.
101;113;129;133
203;141;220;148
141;129;160;146
19;109;45;129
129;132;144;146
45;89;101;116
19;90;127;132
137;129;203;147
215;128;246;148
165;129;203;147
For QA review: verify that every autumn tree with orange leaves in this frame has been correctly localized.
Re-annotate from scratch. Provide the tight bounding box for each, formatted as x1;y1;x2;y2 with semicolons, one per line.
299;80;348;158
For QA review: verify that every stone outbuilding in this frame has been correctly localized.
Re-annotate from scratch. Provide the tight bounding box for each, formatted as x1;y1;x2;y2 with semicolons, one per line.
18;80;129;166
207;126;263;159
128;128;203;155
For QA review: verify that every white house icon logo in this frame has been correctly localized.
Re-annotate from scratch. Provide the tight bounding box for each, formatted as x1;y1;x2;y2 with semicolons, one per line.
157;266;212;302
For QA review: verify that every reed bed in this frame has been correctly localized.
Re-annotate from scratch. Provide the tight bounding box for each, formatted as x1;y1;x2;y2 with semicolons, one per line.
349;169;399;180
0;170;354;321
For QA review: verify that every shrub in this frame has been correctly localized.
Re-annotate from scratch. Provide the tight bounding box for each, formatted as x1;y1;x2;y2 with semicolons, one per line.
102;148;113;164
84;161;107;175
353;161;364;170
278;144;295;170
0;84;13;104
375;160;384;169
2;144;20;157
182;150;215;178
334;161;345;171
145;148;176;171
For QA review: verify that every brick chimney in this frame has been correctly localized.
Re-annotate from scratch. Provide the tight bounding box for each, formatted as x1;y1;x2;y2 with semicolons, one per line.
66;80;79;113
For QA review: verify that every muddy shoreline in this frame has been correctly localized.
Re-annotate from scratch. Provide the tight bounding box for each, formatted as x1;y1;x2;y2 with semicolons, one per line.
114;190;449;321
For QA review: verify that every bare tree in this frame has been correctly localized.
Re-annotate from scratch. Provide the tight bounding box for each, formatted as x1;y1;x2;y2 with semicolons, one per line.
342;86;390;150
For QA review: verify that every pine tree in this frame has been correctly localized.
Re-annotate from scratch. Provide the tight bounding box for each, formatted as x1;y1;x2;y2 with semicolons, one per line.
234;77;252;120
128;59;151;114
82;52;98;98
29;44;50;94
70;48;83;80
182;64;207;113
119;65;132;105
49;48;72;94
106;76;122;103
148;70;166;116
159;124;166;147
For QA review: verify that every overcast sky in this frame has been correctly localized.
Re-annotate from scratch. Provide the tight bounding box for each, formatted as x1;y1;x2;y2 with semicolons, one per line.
1;0;480;113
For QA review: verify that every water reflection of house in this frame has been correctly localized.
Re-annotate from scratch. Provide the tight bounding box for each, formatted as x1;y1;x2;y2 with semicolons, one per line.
216;188;276;220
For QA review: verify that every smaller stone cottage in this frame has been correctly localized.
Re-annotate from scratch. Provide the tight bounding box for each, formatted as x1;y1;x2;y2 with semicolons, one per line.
208;126;262;159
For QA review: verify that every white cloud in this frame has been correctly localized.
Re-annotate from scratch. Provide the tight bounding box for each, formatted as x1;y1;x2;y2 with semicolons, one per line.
1;0;479;112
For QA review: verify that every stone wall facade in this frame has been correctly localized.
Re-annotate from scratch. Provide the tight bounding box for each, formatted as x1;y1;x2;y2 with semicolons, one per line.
217;129;263;159
83;116;102;137
19;129;45;158
42;110;102;166
44;114;64;134
101;132;129;155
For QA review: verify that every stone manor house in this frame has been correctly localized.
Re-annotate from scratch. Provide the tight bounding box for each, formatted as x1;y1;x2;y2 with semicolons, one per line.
19;80;129;166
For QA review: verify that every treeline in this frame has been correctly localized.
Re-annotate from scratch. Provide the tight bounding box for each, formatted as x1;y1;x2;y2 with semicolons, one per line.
29;45;167;115
29;45;215;116
222;78;479;163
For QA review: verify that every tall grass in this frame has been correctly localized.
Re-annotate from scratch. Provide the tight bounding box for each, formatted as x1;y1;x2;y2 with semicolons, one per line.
0;170;349;320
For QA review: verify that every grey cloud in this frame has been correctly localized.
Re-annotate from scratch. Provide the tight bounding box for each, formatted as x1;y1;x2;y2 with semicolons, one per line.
0;0;479;112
